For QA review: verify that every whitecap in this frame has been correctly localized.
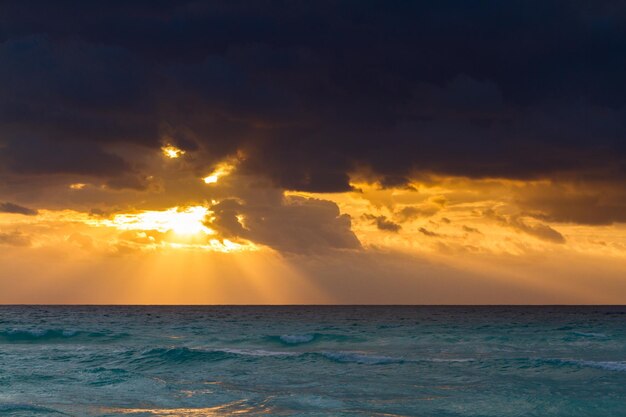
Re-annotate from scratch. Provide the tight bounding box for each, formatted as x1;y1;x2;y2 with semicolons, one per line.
573;360;626;372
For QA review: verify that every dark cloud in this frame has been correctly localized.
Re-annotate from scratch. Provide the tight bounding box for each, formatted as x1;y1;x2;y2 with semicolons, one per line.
462;225;482;235
208;191;361;253
0;202;37;216
419;228;440;238
0;1;625;213
395;205;442;222
515;182;626;225
0;36;155;146
363;214;401;233
105;174;155;191
2;137;130;176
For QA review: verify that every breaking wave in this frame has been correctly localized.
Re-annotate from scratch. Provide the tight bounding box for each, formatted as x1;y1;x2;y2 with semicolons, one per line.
132;346;405;367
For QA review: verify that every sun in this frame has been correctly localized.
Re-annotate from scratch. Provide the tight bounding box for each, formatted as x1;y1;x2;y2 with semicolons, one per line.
108;206;212;236
93;205;257;252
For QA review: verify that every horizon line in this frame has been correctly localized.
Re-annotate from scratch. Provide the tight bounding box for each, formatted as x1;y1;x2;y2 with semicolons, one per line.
1;304;625;307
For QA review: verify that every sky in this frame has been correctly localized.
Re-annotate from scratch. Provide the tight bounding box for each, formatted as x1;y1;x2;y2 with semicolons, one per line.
1;1;626;304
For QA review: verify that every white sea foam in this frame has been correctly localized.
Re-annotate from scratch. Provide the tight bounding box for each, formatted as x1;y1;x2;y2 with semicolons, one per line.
573;360;626;372
3;328;71;339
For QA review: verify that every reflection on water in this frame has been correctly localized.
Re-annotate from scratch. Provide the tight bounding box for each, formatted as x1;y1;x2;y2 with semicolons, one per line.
102;400;274;416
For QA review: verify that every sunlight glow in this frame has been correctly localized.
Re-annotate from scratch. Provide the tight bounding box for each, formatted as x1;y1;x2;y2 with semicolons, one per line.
161;145;185;159
203;162;235;184
69;183;86;190
108;206;212;235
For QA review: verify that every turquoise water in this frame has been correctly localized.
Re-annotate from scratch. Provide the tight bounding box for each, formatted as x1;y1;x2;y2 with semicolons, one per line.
0;306;625;416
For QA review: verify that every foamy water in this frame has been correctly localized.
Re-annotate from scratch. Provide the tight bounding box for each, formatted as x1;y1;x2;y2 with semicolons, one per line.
0;306;625;416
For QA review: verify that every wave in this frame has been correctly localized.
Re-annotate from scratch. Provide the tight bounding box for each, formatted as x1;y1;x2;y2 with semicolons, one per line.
267;333;357;346
0;403;67;415
135;347;238;364
571;331;608;338
316;351;405;365
223;347;405;365
519;358;626;372
278;334;316;344
135;346;305;366
0;328;126;343
133;346;404;366
85;367;133;387
219;348;299;357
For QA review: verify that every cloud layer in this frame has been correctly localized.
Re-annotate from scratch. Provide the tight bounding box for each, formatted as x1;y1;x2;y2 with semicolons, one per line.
0;2;625;204
0;1;625;270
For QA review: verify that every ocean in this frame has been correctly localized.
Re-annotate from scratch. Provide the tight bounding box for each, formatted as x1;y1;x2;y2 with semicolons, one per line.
0;306;624;416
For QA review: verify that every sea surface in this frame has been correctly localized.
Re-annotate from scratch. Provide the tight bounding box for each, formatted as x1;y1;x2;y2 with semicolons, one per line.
0;306;625;416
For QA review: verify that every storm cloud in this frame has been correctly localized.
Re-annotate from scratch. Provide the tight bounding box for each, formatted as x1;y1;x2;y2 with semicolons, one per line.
1;1;626;222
